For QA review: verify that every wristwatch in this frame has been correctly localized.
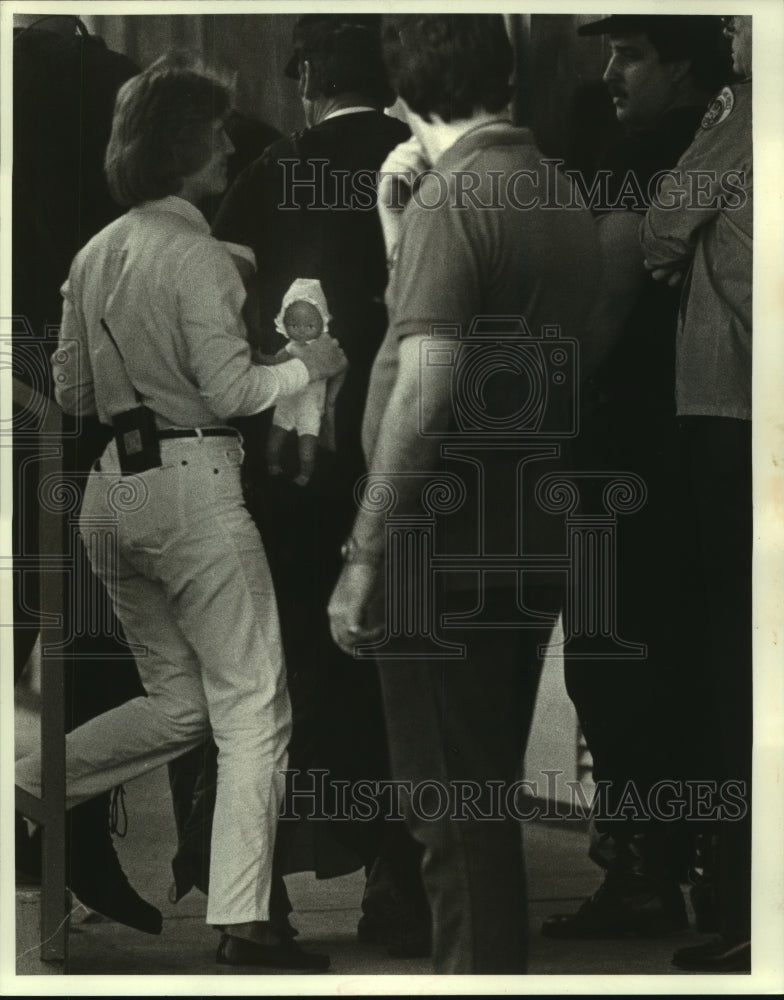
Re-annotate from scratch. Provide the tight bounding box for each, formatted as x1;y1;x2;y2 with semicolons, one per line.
340;536;380;565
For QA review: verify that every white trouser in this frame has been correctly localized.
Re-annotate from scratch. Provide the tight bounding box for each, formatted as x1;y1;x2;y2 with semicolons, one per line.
16;435;292;925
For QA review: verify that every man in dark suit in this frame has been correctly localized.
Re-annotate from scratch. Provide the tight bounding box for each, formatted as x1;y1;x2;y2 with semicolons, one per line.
214;13;410;483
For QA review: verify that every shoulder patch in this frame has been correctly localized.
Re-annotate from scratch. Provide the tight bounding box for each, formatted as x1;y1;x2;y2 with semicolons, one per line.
701;86;735;130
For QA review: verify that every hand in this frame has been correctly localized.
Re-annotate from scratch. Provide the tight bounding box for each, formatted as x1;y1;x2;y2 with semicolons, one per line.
377;136;430;263
318;369;346;452
251;346;282;366
643;259;685;287
297;334;347;382
328;562;385;656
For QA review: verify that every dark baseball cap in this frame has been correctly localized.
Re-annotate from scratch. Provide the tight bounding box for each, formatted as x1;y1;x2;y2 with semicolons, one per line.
578;13;718;41
578;15;665;36
577;14;731;92
283;13;383;79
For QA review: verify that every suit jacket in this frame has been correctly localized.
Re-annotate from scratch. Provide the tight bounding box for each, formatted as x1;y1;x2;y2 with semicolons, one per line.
213;109;410;490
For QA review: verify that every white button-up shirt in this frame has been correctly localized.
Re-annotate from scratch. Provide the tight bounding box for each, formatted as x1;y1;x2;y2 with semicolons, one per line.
53;196;308;427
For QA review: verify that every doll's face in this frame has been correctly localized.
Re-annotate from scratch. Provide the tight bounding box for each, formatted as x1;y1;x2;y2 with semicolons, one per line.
284;300;324;343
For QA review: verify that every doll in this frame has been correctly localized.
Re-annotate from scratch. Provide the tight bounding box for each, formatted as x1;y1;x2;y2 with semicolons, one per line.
266;278;332;486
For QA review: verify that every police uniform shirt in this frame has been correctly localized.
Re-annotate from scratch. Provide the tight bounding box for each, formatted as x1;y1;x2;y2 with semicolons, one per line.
641;82;752;421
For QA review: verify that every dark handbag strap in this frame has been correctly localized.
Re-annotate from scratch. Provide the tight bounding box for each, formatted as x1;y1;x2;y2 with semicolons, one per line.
100;317;142;406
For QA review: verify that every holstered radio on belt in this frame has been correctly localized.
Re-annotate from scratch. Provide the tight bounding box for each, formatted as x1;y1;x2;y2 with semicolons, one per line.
112;405;162;475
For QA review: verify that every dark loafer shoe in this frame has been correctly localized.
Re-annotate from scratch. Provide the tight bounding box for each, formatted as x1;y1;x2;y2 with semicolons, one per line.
672;936;751;972
216;933;330;972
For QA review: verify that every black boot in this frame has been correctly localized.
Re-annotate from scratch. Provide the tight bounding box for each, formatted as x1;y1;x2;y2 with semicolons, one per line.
67;792;162;935
542;868;688;939
542;832;688;939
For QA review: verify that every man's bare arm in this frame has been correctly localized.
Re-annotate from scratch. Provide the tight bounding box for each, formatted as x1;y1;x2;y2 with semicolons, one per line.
328;332;448;651
351;332;449;556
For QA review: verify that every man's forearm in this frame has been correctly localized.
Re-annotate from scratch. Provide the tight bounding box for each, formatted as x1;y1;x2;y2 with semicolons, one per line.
640;211;698;270
352;334;449;556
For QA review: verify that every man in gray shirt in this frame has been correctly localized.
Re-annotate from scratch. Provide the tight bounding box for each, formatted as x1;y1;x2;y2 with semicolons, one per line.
329;14;600;974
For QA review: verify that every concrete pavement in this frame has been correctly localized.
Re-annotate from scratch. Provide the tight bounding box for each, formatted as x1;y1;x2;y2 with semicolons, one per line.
16;764;717;981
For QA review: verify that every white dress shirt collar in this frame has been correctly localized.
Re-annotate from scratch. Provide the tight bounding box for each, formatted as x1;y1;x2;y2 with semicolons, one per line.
132;195;210;235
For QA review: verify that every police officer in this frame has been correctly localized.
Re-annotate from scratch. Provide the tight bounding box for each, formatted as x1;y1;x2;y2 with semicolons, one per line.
642;14;752;974
543;14;731;943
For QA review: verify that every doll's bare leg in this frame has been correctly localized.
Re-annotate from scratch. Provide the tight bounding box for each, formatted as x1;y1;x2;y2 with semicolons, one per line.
266;424;288;477
293;434;318;487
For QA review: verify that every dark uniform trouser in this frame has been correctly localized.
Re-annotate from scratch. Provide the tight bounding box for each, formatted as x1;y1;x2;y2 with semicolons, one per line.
378;586;561;974
563;407;715;873
682;416;752;943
